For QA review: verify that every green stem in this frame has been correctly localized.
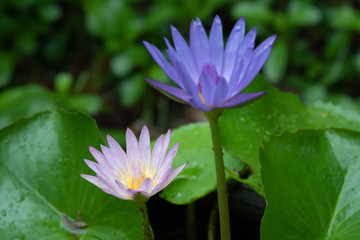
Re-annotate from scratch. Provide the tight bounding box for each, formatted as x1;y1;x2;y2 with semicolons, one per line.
138;202;153;240
205;109;231;240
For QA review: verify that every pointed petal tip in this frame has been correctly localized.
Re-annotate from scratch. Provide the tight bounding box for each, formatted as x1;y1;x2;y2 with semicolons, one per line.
170;25;178;34
213;15;221;23
268;34;277;45
237;16;245;25
166;128;172;135
141;125;149;134
126;127;135;136
106;134;115;143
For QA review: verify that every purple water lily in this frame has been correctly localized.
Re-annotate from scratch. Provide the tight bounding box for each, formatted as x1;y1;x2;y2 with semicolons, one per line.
81;126;187;202
143;16;276;111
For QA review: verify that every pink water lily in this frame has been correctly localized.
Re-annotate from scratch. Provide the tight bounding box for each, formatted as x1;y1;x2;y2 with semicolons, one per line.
143;15;276;111
81;126;187;202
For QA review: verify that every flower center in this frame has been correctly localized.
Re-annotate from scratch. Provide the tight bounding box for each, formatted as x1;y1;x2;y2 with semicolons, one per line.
128;166;147;190
118;165;158;190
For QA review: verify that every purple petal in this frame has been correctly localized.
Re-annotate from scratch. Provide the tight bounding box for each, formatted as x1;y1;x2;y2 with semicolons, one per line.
222;17;246;79
198;64;228;107
172;59;212;111
145;78;191;104
227;45;253;95
163;38;185;89
227;28;256;90
159;163;188;192
220;92;266;108
212;77;229;106
209;15;224;73
143;41;177;82
170;25;198;79
190;18;210;72
198;65;218;106
238;35;276;91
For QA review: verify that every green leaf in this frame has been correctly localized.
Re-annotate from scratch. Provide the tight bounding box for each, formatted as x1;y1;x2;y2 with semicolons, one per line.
0;85;56;129
101;128;126;147
62;94;103;115
0;109;142;239
263;37;288;83
110;53;134;77
230;2;273;25
161;122;245;204
54;72;73;94
219;75;360;195
0;53;14;88
287;0;322;27
118;74;146;108
0;84;103;129
327;5;360;31
260;129;360;239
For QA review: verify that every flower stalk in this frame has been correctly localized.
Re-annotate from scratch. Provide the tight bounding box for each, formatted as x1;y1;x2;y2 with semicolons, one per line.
205;109;231;240
138;202;153;240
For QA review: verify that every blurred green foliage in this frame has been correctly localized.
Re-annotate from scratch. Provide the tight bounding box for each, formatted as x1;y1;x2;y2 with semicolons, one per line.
0;0;359;128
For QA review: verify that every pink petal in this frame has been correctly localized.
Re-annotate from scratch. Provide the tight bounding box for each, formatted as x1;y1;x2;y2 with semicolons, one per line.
159;163;188;191
81;174;110;191
106;135;130;175
89;146;110;168
140;178;153;194
157;142;179;174
150;167;173;195
100;188;130;200
158;129;171;165
126;128;140;166
139;126;151;167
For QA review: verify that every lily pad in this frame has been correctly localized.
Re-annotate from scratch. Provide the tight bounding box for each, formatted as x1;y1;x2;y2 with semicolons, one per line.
0;84;102;129
260;129;360;239
219;75;360;195
0;109;142;239
161;122;244;204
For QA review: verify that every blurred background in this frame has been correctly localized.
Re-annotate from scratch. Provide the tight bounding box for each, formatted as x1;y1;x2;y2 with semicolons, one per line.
1;1;360;239
1;0;360;138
